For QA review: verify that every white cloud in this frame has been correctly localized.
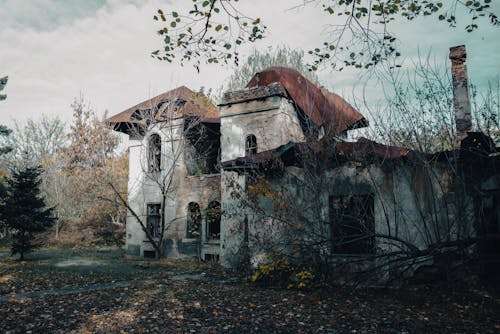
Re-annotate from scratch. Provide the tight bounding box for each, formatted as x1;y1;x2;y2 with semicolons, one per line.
0;0;498;128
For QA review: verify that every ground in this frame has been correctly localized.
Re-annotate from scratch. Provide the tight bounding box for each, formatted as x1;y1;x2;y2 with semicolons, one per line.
0;248;498;333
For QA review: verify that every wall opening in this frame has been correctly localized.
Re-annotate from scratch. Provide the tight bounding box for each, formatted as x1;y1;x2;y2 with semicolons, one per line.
147;203;161;238
148;134;161;172
184;118;220;175
204;253;220;262
245;134;257;156
329;194;375;254
206;201;221;240
143;250;156;259
186;202;201;238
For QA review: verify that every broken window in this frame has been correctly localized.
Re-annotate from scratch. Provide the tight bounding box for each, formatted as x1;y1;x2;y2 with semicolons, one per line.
330;194;375;254
148;134;161;172
186;202;201;238
147;203;161;238
245;134;257;156
184;119;220;175
206;201;221;240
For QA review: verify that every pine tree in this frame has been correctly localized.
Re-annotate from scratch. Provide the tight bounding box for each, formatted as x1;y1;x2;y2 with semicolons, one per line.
1;166;54;260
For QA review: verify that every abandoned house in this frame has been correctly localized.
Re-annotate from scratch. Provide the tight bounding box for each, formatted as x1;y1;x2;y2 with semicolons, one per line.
107;45;499;281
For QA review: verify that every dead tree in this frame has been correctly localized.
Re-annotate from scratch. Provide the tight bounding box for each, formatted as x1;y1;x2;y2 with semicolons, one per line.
108;90;217;258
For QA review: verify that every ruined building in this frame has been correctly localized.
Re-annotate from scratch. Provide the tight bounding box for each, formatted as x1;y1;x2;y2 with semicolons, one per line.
107;45;499;281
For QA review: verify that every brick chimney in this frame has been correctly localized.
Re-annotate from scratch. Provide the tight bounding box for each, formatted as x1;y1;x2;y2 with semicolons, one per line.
449;45;472;144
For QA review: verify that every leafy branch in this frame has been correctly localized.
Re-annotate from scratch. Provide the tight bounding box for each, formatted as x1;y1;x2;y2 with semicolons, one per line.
152;0;267;72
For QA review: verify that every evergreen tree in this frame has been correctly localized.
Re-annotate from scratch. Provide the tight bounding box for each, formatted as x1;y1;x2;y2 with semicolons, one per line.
1;166;54;260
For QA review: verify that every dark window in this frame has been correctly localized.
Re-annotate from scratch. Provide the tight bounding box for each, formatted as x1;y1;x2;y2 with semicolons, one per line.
206;201;221;240
330;194;375;254
184;120;221;175
147;203;161;238
204;253;219;262
148;134;161;172
143;250;156;258
245;134;257;156
187;202;201;238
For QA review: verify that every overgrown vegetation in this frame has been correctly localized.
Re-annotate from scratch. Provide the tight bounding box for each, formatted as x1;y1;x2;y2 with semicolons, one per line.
0;97;127;252
223;63;499;288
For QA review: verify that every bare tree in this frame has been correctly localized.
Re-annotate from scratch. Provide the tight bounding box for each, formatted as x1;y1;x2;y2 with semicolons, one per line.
222;46;320;93
108;90;217;258
360;58;500;152
4;116;65;167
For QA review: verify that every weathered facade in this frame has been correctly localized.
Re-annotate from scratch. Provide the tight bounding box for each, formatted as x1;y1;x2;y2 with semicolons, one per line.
107;86;222;259
108;47;499;281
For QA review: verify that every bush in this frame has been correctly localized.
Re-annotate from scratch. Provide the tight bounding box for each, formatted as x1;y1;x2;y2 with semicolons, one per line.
250;252;315;289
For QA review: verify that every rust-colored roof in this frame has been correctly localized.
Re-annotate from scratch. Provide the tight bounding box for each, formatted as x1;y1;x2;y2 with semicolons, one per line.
222;138;414;170
335;137;412;161
106;86;218;133
246;67;368;135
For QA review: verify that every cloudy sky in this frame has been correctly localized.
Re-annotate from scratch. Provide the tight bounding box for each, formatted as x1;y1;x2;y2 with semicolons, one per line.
0;0;498;128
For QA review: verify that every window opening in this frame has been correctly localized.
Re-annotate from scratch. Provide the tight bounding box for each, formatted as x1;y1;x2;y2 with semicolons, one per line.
148;134;161;172
187;202;201;238
143;250;156;258
330;194;375;254
245;134;257;156
206;201;221;240
147;203;161;238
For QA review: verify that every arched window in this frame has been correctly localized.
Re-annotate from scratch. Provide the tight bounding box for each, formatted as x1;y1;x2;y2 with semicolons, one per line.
148;134;161;172
186;202;201;238
245;134;257;156
206;201;221;240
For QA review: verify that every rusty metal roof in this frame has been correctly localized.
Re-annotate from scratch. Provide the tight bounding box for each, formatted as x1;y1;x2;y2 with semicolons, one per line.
106;86;218;133
222;138;415;170
246;67;368;135
335;137;412;161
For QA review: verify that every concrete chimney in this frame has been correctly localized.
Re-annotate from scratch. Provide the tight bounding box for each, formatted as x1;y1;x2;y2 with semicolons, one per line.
449;45;472;144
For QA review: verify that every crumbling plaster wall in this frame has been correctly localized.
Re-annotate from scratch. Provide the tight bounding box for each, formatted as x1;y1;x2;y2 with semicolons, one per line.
222;158;475;272
322;161;473;249
220;96;305;161
219;95;307;266
125;119;221;258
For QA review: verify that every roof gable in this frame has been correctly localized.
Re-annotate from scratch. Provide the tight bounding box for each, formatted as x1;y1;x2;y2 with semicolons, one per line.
106;86;218;134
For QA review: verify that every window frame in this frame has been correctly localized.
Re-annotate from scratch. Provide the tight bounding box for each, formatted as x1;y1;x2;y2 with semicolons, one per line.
146;203;161;239
148;133;162;172
245;134;258;156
